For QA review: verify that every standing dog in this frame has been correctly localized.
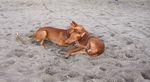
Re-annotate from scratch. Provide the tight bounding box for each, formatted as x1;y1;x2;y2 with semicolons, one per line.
65;21;105;58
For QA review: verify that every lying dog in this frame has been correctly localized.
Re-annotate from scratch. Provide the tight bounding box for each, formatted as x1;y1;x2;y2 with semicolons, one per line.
35;27;67;47
65;21;105;58
35;24;85;48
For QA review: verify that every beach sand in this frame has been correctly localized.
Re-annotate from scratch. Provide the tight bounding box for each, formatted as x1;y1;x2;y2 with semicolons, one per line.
0;0;150;82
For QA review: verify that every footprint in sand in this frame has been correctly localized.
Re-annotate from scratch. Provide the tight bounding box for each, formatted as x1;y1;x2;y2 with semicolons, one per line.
141;70;150;80
67;71;80;78
83;74;99;82
0;60;15;68
13;49;26;57
45;67;58;76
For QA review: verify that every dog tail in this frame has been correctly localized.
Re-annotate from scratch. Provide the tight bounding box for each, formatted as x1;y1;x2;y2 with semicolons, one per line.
16;32;26;44
16;32;35;45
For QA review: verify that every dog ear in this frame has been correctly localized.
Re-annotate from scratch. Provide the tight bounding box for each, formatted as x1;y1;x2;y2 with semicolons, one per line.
70;23;76;28
71;21;78;27
81;32;85;37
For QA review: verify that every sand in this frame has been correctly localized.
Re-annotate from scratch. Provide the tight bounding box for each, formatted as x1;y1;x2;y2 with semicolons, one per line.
0;0;150;82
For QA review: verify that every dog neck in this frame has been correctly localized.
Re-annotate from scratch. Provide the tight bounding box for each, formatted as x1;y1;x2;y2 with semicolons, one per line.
65;29;70;39
79;31;90;41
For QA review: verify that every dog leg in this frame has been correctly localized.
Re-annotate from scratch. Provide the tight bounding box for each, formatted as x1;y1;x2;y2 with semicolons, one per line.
70;49;86;56
76;43;87;49
78;44;87;49
40;40;46;48
75;41;88;48
65;47;83;58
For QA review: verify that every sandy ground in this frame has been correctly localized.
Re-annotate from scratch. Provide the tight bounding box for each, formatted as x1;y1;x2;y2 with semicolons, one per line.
0;0;150;82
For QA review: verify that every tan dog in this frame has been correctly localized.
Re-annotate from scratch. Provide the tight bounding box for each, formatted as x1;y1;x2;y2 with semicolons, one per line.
65;21;105;58
35;25;85;48
35;26;69;47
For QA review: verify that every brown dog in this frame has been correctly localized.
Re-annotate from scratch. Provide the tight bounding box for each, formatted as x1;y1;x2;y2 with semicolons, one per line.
65;21;105;58
35;26;69;47
35;25;85;48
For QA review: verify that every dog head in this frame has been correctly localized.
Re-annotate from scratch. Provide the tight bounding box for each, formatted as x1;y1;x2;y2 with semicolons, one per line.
65;31;85;44
68;21;86;35
65;21;87;44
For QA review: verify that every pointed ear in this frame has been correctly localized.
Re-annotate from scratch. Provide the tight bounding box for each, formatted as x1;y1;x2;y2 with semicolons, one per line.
81;32;85;37
70;23;76;28
72;21;78;26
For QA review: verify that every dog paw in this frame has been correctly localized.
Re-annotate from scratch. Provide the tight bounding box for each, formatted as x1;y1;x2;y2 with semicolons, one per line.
74;43;79;47
58;49;66;55
64;54;70;59
74;41;80;47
